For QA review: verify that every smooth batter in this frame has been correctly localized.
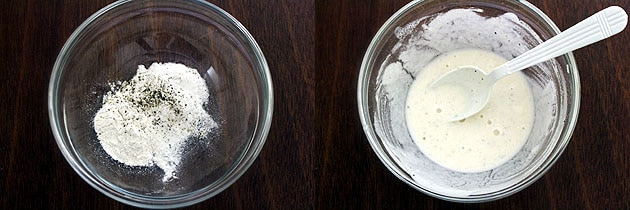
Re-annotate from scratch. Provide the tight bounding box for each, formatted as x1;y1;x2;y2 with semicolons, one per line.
406;48;534;173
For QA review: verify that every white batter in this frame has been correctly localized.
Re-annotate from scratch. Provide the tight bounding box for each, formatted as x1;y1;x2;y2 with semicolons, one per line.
406;49;534;173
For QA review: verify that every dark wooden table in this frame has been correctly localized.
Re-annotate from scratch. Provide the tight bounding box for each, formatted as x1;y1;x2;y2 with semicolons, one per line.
1;0;628;209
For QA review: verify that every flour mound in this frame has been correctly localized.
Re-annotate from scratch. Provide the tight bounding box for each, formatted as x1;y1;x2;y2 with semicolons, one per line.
94;62;217;182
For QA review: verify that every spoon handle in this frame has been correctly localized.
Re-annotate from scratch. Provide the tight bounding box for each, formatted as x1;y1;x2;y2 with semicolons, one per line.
490;6;627;80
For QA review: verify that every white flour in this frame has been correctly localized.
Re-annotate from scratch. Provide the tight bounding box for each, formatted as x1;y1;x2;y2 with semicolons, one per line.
94;62;217;182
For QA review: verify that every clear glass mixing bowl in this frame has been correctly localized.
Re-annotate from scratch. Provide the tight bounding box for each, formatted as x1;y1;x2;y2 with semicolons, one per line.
358;0;580;202
48;0;273;208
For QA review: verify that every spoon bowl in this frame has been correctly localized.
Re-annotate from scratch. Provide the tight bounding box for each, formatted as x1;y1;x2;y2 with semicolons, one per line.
431;66;494;121
432;6;627;121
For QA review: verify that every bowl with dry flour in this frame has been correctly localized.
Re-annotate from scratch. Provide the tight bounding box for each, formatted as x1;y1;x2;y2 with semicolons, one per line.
358;0;580;202
48;0;272;208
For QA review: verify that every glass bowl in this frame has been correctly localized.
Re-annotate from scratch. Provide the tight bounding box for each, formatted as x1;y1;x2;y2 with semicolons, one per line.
48;0;273;208
358;0;580;202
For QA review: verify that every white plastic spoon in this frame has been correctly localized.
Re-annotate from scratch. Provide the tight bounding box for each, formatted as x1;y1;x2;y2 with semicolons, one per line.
431;6;627;121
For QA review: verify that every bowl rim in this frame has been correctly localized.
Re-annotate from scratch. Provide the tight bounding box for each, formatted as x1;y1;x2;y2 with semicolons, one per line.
48;0;273;208
357;0;580;203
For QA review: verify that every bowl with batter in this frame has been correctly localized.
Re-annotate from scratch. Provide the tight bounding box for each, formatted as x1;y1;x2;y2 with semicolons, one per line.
48;0;272;208
358;0;580;202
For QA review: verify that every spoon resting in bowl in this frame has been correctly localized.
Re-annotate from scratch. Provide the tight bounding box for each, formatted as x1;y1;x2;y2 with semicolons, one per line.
431;6;627;121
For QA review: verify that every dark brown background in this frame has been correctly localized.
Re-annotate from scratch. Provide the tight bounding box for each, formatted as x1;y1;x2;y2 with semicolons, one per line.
1;0;628;209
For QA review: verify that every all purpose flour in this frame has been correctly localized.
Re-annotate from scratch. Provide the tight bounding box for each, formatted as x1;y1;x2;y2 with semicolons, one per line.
93;62;217;182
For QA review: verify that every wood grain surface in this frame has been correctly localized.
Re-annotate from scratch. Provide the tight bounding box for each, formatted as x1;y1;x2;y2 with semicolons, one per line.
1;0;628;209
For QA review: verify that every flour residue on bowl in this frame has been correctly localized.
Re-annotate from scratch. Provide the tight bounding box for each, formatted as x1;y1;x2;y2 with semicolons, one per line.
93;62;217;182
